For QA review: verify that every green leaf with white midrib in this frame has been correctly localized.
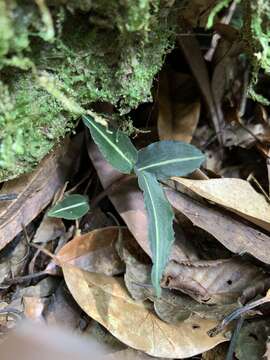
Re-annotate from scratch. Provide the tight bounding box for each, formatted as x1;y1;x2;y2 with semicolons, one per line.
135;140;205;180
48;194;90;220
137;156;204;171
83;115;138;174
137;170;175;297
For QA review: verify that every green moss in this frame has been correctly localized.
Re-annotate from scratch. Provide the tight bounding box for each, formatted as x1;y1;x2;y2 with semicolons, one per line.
242;0;270;104
0;0;178;180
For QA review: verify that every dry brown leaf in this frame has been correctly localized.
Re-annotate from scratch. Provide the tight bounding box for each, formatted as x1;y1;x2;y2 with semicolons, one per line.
0;237;28;286
202;343;228;360
33;216;65;243
62;264;228;358
166;188;270;264
54;227;125;275
178;34;222;143
105;348;163;360
23;297;46;323
0;136;82;250
88;141;199;264
44;283;84;329
162;258;265;304
121;242;237;323
158;71;200;143
173;177;270;232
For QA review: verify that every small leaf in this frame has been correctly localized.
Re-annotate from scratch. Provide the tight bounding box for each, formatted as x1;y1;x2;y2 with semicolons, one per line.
137;171;174;296
135;140;205;180
48;194;89;220
83;115;138;174
62;265;228;358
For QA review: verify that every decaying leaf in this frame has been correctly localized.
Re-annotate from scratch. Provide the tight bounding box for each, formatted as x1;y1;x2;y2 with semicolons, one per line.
105;348;164;360
166;188;270;264
23;297;46;323
122;242;237;323
55;227;125;275
173;177;270;232
178;34;222;143
62;264;228;358
0;137;82;250
0;236;28;286
235;320;270;360
33;216;65;243
158;71;200;143
162;258;265;304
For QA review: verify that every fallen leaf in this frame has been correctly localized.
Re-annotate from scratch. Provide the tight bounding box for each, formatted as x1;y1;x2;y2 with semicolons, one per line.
235;320;270;360
202;343;228;360
21;277;59;298
33;216;65;243
162;258;265;304
122;242;237;323
166;188;270;264
55;227;125;275
0;136;82;250
105;348;163;360
173;177;270;232
158;71;200;143
178;34;222;143
0;236;28;286
23;297;46;323
44;282;84;330
62;264;228;358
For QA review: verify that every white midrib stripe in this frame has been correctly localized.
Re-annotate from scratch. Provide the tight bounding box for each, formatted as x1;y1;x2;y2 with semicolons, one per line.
137;155;203;171
51;202;86;214
85;117;132;166
143;173;159;286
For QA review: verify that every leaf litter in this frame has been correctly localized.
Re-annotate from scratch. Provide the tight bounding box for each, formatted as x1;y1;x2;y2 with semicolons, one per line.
2;5;270;359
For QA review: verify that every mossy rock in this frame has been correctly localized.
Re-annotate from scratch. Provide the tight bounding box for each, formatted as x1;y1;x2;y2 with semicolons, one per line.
0;0;177;181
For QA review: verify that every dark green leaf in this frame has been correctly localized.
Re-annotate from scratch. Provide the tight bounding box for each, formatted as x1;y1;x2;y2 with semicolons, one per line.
137;170;174;296
135;140;205;180
48;194;89;220
83;115;138;174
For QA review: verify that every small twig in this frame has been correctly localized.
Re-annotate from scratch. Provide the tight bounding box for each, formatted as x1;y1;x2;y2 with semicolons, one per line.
247;173;270;202
208;290;270;337
2;270;49;285
91;174;134;208
65;171;92;195
0;193;17;201
225;317;245;360
0;307;23;320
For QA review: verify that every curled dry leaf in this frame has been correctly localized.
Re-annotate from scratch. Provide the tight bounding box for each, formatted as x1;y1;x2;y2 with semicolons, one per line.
121;242;237;323
105;348;165;360
166;188;270;264
235;320;270;360
178;34;222;143
158;71;200;143
33;216;65;243
62;264;228;358
54;227;125;275
173;177;270;232
162;258;265;304
0;136;82;250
